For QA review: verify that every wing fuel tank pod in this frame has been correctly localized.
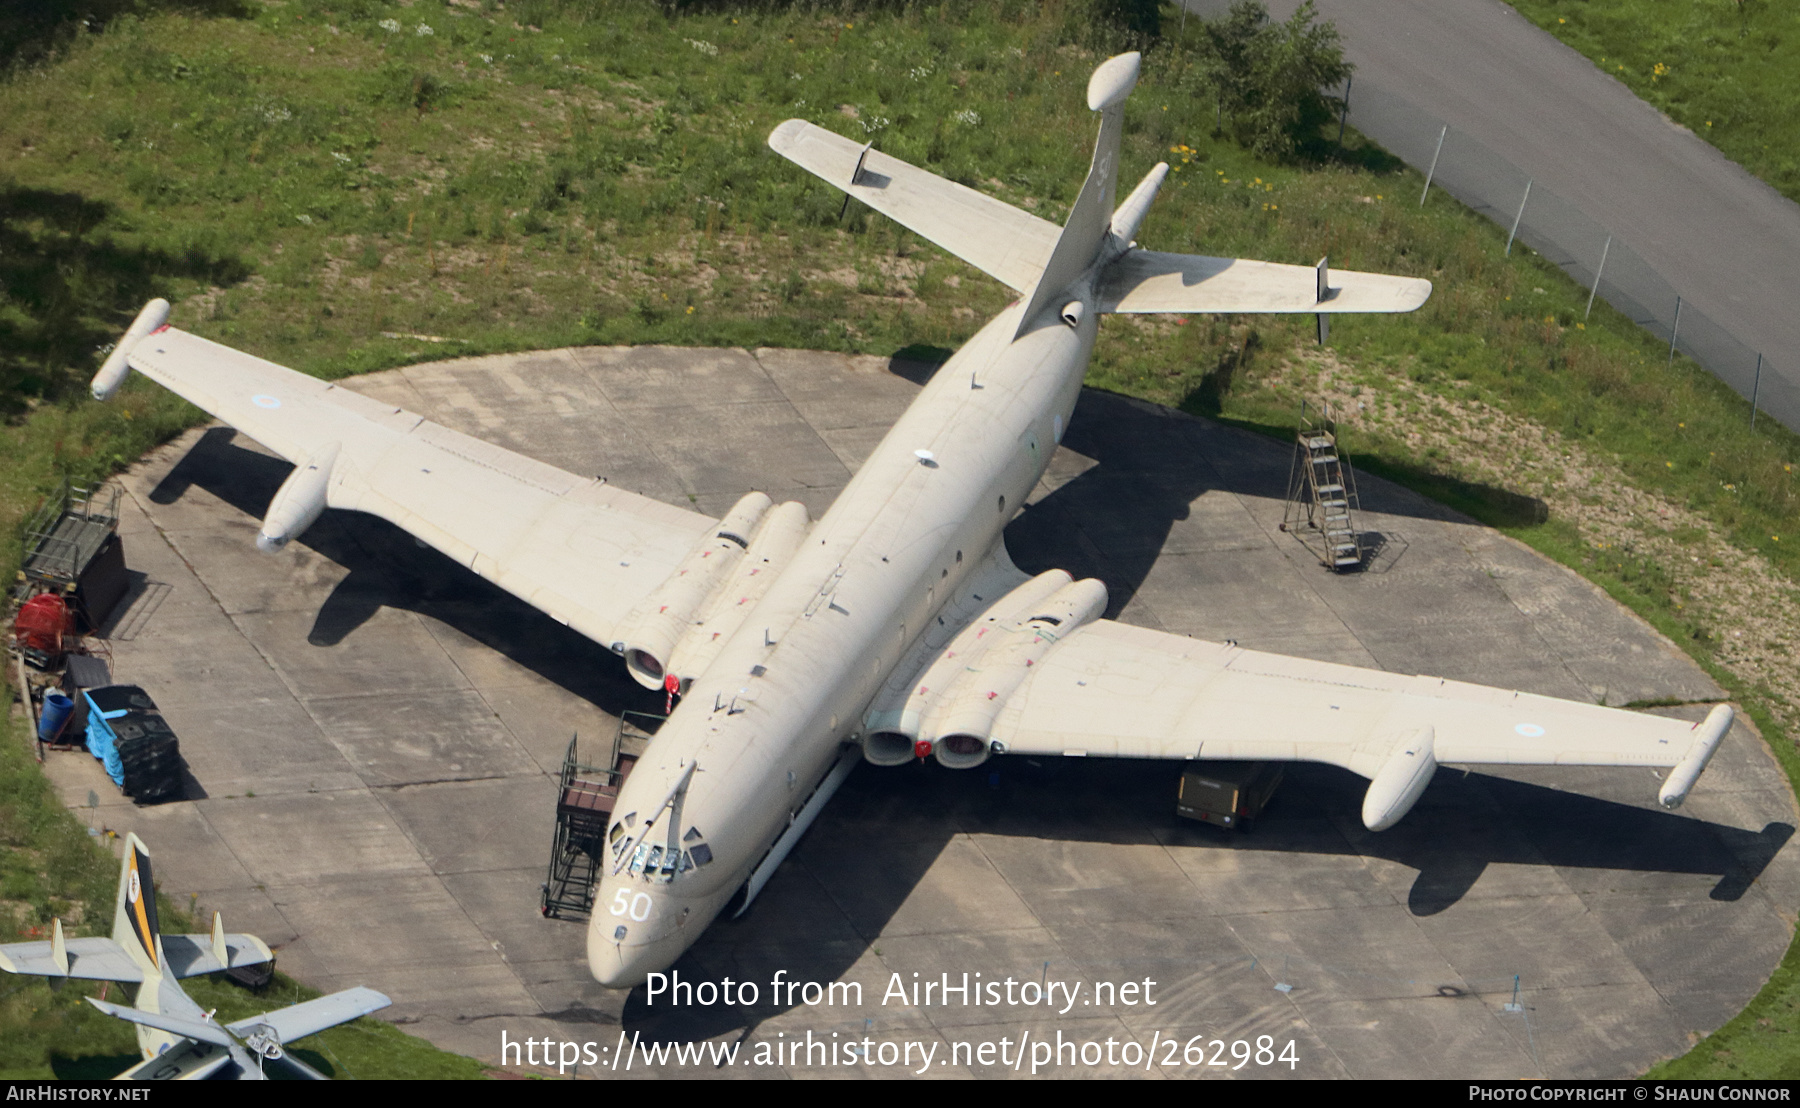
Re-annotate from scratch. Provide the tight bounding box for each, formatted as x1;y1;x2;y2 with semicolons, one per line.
614;491;772;690
257;442;340;553
928;577;1109;769
1361;728;1437;831
1658;703;1734;810
91;299;171;401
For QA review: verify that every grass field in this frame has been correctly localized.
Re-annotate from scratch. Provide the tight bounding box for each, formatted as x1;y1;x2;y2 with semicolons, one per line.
2;0;1799;1078
1507;0;1800;207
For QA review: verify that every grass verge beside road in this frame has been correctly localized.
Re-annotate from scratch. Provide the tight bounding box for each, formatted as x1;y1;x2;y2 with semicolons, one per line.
3;0;1798;1077
1507;0;1800;208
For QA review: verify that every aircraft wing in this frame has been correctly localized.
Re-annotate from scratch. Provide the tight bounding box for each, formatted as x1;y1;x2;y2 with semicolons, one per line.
121;325;718;649
768;119;1061;293
226;985;391;1044
0;937;144;982
988;620;1731;828
1097;249;1431;314
87;998;236;1049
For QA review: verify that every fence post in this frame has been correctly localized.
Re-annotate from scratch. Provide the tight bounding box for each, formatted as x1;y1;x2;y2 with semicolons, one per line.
1420;125;1446;207
1505;179;1532;256
1584;235;1611;321
1668;296;1682;366
1337;75;1352;147
1751;353;1764;430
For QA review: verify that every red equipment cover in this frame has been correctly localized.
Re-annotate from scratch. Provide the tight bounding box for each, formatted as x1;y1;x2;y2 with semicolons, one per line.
13;593;71;658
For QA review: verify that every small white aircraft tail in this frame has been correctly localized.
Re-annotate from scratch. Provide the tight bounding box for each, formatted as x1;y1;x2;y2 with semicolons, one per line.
112;832;167;985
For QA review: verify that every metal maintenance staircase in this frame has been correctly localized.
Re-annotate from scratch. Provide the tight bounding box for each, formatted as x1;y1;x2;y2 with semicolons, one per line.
540;712;659;920
1283;403;1364;572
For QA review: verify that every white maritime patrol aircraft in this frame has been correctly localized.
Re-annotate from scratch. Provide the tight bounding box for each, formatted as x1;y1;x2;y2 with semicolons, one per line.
87;54;1732;990
0;833;389;1079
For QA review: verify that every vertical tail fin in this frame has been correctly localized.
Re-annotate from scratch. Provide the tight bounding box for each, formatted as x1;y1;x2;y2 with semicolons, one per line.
111;833;165;982
1014;52;1142;338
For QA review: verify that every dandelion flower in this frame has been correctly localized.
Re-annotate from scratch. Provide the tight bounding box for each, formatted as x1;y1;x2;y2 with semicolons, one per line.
686;305;695;314
1667;462;1674;468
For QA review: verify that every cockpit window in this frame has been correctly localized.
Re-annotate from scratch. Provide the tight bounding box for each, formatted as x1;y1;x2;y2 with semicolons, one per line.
683;827;703;843
625;840;698;883
609;822;627;844
689;843;714;867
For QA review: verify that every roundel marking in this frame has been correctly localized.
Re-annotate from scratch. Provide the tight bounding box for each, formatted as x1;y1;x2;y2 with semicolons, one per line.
251;394;282;409
1514;723;1546;737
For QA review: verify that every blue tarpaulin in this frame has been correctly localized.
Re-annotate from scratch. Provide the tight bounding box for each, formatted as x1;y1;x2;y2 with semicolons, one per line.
83;691;126;787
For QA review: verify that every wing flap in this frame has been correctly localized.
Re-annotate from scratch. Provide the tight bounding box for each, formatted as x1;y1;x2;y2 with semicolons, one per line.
1098;249;1432;314
769;119;1061;292
993;620;1712;774
121;325;718;648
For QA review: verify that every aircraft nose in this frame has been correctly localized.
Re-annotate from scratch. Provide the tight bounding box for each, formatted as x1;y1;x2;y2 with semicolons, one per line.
587;914;688;989
586;880;691;989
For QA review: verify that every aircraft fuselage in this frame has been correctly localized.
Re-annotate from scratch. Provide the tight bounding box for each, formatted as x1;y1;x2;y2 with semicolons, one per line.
588;294;1096;986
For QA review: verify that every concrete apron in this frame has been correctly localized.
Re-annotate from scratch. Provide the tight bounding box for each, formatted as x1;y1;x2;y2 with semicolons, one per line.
41;344;1797;1079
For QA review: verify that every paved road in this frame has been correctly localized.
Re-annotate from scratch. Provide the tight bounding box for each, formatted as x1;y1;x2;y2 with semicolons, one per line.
1184;0;1800;426
46;346;1798;1078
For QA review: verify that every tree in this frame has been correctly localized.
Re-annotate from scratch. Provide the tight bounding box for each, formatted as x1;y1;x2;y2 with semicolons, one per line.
1194;1;1351;161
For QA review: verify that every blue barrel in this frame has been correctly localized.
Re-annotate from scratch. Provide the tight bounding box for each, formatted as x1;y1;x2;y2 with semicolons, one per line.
37;693;74;742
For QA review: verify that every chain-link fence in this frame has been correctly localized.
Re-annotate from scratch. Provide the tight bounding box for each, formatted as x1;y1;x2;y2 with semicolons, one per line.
1342;79;1796;434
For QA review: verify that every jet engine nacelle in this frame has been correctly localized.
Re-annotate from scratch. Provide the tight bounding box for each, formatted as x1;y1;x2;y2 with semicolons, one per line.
613;491;772;691
1360;727;1437;831
927;577;1109;769
667;499;811;679
257;443;340;553
91;299;170;402
860;569;1074;766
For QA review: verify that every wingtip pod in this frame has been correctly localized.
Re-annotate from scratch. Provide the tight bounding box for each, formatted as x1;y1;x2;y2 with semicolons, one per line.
1086;52;1141;112
92;299;170;401
767;117;809;153
1658;703;1734;810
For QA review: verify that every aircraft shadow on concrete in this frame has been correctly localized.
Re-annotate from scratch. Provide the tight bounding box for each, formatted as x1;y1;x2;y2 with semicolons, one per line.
146;426;666;720
1005;387;1483;615
615;755;1791;1045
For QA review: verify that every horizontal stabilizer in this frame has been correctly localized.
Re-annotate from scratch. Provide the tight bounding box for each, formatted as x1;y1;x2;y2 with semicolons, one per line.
163;931;274;979
768;119;1060;293
87;997;235;1049
1098;249;1431;314
228;985;391;1044
0;936;145;982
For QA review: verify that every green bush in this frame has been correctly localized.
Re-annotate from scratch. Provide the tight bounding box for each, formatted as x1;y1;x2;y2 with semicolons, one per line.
1190;0;1350;160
